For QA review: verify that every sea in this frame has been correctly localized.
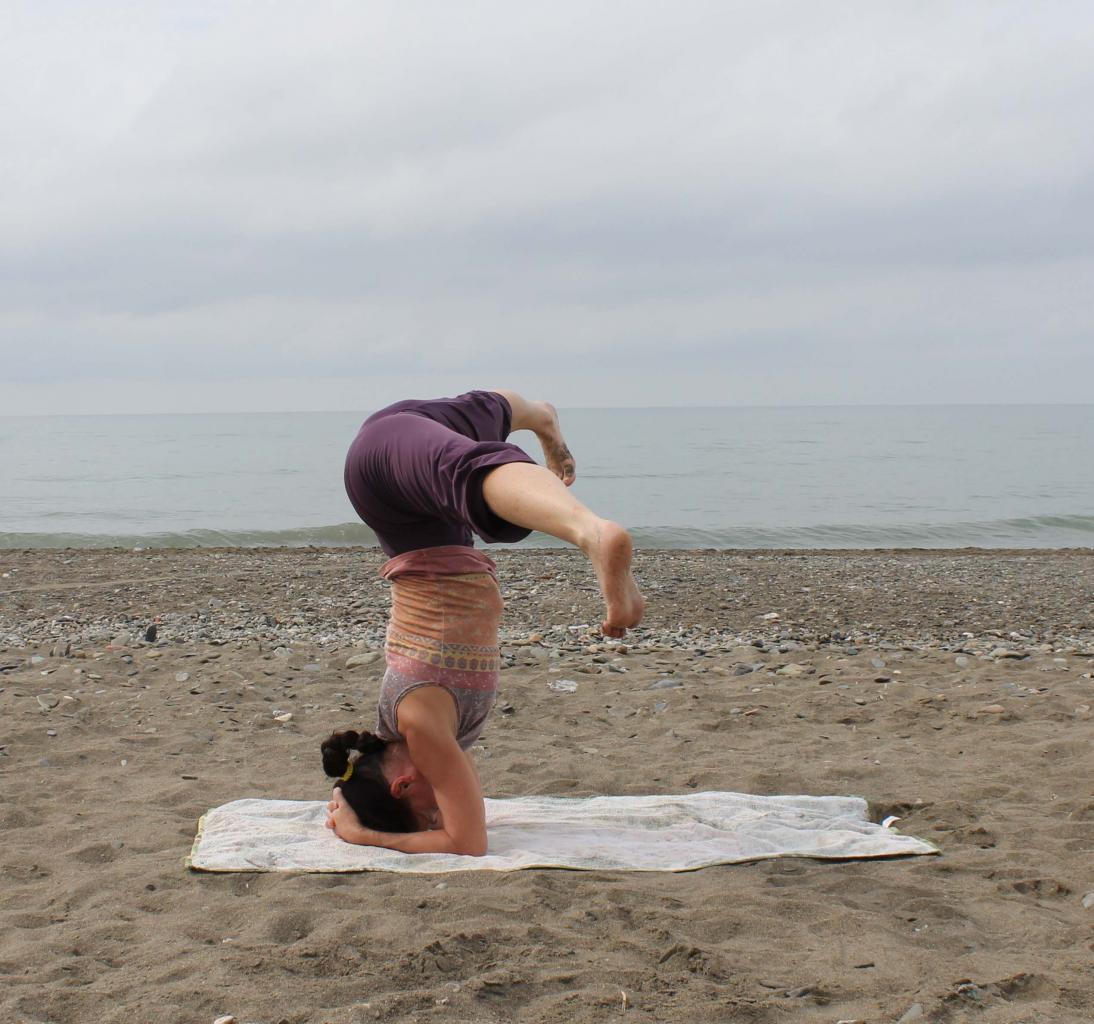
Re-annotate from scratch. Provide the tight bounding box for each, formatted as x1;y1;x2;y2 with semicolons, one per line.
2;405;1093;550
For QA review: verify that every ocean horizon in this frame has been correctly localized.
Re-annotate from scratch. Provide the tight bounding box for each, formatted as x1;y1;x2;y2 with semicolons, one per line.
3;403;1093;551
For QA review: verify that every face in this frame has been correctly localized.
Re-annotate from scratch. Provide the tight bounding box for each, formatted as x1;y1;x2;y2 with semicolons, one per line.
391;770;443;831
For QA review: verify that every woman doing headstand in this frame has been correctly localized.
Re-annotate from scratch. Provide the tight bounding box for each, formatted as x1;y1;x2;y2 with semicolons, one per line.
323;390;644;855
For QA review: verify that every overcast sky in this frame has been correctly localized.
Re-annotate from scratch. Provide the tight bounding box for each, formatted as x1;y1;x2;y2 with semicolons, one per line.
2;1;1092;414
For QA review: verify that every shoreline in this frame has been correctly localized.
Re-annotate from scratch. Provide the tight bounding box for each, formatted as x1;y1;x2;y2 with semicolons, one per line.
1;547;1092;1022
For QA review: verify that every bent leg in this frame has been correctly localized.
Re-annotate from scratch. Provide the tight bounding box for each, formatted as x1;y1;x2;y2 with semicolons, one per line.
491;389;576;486
481;462;645;637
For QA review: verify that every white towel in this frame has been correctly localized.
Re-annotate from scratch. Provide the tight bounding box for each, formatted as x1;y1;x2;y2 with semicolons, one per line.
187;792;937;873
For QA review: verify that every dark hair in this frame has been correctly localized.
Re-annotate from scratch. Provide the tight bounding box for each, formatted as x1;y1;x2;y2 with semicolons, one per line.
320;729;418;834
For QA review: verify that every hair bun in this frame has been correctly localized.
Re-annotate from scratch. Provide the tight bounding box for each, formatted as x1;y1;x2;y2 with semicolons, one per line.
356;731;387;755
320;729;359;778
320;729;388;778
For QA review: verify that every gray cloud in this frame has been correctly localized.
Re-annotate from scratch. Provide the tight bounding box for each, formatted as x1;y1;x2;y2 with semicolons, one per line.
2;0;1093;413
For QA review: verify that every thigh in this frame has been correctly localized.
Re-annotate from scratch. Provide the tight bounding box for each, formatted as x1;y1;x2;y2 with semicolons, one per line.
344;413;474;554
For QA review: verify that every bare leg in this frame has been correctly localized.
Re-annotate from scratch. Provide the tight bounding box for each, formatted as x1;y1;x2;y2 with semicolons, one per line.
491;389;575;486
481;460;645;638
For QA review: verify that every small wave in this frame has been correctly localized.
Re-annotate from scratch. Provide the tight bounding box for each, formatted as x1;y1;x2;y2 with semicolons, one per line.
1;515;1092;551
0;523;380;550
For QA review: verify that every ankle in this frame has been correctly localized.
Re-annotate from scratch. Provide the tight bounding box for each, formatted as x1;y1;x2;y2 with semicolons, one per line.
575;516;611;555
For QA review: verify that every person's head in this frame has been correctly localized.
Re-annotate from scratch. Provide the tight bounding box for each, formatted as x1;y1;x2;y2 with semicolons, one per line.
320;729;440;833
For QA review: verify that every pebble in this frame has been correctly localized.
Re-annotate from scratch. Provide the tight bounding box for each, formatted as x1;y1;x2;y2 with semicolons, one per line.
144;624;158;642
213;1016;237;1024
274;712;293;723
955;655;970;667
30;655;46;666
761;612;780;621
897;1005;923;1023
272;647;292;659
1081;891;1094;909
733;664;755;676
46;729;57;737
989;647;1026;659
37;695;60;710
548;679;578;693
776;663;811;678
649;678;682;689
345;652;382;668
175;672;190;683
979;704;1006;714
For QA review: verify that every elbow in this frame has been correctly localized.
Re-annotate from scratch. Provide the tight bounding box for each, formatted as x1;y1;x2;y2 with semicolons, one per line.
453;835;488;857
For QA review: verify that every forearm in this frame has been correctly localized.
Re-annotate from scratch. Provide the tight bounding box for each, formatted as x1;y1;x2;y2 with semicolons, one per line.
342;823;487;857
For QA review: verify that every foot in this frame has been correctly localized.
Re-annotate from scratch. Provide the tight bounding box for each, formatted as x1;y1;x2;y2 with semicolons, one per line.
534;402;576;487
582;519;645;638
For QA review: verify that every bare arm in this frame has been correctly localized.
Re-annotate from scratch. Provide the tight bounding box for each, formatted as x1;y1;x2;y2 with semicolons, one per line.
326;689;487;856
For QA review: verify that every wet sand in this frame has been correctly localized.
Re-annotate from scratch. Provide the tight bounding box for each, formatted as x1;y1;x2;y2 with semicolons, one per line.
1;547;1092;1023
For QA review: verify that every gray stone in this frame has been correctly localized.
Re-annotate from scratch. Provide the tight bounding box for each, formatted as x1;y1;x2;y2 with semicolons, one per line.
897;1004;924;1023
733;664;755;676
1081;891;1094;909
345;651;383;669
776;663;811;678
989;647;1026;659
272;647;292;659
37;695;59;710
649;678;682;689
30;655;46;666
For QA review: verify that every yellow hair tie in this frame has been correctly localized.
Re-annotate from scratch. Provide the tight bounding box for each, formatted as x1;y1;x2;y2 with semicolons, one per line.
340;762;354;782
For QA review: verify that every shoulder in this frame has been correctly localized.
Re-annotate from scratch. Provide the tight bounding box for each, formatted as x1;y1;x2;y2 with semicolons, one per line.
396;685;459;738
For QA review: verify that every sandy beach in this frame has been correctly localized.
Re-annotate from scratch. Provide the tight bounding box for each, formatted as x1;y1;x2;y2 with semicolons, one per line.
1;546;1092;1024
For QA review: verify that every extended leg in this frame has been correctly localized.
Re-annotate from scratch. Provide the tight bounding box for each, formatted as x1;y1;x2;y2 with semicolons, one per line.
481;461;645;638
